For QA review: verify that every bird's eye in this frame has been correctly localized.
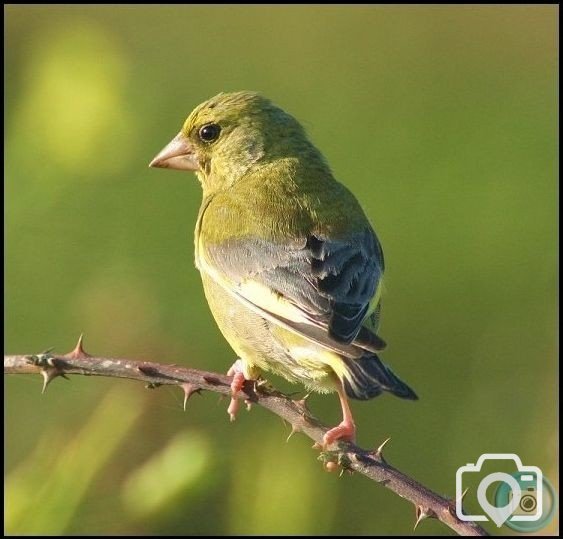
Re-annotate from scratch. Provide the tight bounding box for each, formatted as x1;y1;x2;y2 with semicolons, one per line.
199;123;221;142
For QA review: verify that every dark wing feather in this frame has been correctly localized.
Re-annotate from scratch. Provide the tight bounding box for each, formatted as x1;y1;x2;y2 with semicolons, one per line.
306;231;384;343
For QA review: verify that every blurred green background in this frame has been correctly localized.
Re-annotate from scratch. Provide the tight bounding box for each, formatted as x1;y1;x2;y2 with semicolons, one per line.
5;5;557;536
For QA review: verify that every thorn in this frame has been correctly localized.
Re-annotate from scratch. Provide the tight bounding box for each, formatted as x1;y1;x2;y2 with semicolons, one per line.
413;505;436;531
312;442;322;450
457;486;469;504
295;392;311;413
181;383;201;411
65;334;90;360
286;424;300;443
374;437;391;461
413;506;428;531
41;370;50;393
41;368;61;394
450;487;469;514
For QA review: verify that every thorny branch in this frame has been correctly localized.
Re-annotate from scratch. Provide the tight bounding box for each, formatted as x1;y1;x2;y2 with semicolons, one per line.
5;336;487;536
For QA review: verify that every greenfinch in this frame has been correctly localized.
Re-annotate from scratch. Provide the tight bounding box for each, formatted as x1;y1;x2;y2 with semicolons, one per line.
150;91;417;446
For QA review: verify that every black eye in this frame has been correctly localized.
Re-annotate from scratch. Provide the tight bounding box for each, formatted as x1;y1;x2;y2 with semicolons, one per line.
199;123;221;142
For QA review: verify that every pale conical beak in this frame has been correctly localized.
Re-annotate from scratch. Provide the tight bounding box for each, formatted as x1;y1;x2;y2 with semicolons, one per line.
149;133;199;171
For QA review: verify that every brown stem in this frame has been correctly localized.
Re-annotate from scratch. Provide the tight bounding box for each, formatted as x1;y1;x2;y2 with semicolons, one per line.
4;344;487;537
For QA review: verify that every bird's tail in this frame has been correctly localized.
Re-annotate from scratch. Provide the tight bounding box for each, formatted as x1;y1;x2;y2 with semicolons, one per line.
340;353;418;401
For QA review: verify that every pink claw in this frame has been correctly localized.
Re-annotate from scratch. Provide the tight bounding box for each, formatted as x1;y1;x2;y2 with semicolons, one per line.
323;419;356;447
227;359;251;421
322;386;357;447
227;370;245;421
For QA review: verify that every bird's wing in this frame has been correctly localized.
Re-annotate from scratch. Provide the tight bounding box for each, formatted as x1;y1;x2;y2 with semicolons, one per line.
199;228;386;357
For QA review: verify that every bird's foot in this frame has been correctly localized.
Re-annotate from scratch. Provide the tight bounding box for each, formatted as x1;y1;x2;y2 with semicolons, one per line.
227;359;251;421
323;418;356;448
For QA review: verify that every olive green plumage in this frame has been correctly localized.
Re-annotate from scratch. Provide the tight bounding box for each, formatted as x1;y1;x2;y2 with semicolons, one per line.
156;91;416;402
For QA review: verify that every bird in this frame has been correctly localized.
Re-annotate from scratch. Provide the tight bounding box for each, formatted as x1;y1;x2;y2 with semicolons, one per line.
149;91;417;447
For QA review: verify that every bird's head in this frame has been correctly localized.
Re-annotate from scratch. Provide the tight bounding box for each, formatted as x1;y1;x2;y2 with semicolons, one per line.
149;91;325;192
